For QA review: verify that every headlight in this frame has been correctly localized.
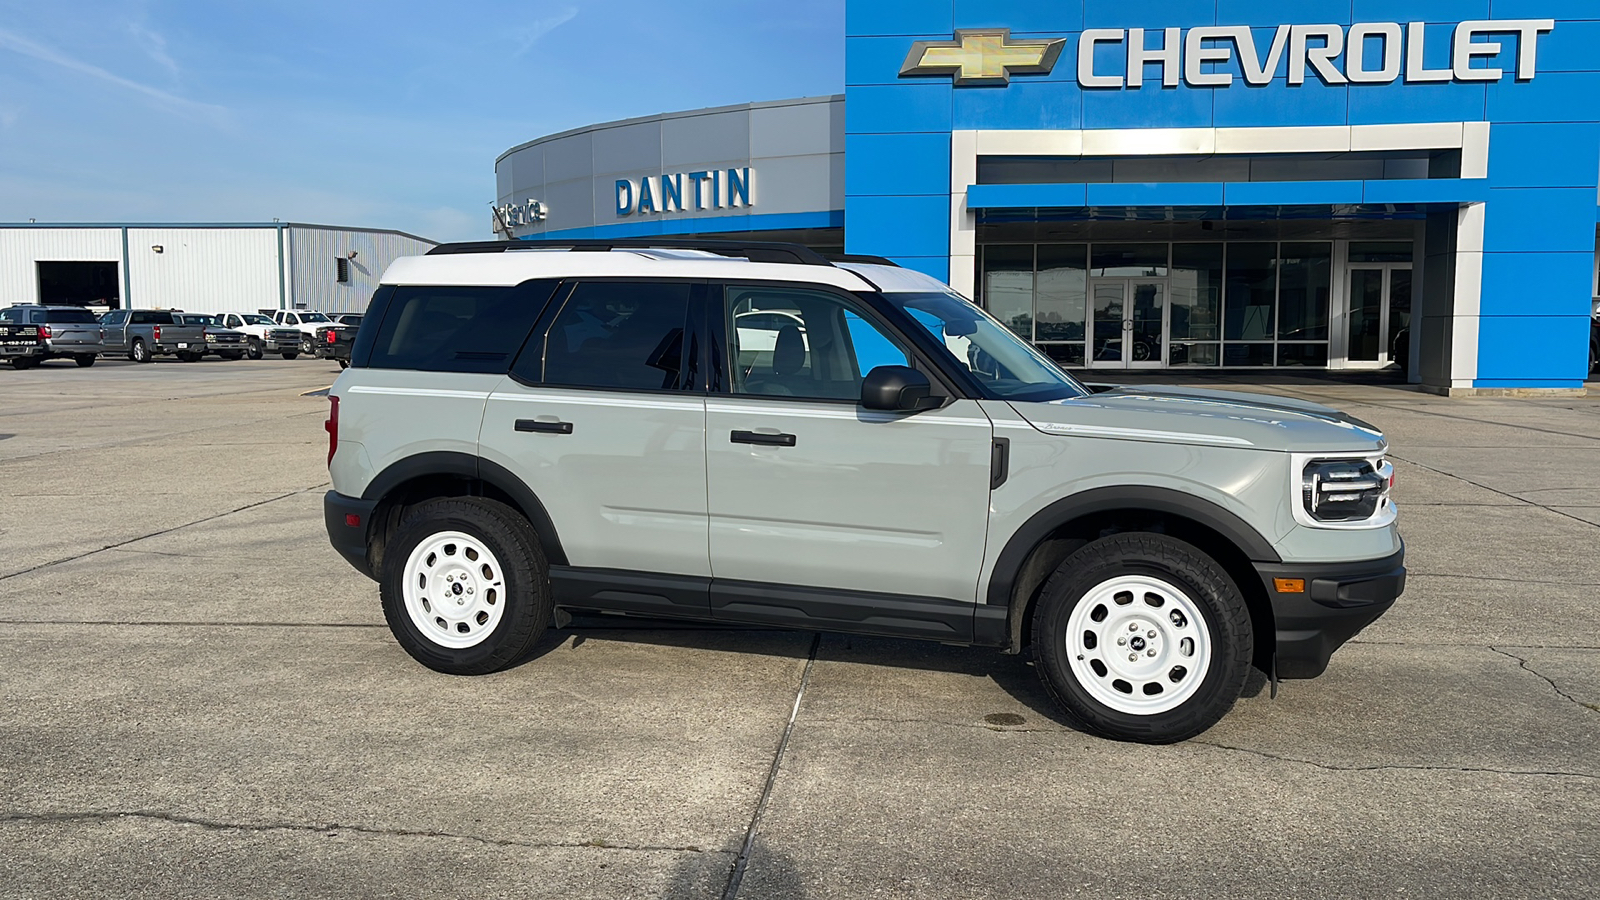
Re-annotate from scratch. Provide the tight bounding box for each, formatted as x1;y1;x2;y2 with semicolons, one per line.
1292;453;1395;529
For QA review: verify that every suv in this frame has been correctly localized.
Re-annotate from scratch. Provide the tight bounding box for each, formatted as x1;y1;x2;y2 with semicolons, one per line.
0;305;104;368
322;240;1405;743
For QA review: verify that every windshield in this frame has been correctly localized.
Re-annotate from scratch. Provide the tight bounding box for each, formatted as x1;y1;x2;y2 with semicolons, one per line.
300;312;331;323
881;291;1088;402
242;314;274;326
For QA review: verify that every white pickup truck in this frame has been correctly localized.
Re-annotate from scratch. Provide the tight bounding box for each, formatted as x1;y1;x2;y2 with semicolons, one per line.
272;310;343;356
219;312;306;360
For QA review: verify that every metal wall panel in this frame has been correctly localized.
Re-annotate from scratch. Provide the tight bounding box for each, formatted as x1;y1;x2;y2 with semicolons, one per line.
0;228;124;305
494;95;845;239
286;226;436;314
125;228;280;314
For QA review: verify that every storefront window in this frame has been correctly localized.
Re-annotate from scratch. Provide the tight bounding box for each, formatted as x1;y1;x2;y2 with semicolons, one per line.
1090;243;1168;277
1349;241;1414;263
980;244;1034;340
1170;243;1222;367
1276;243;1332;342
1224;242;1276;342
1034;243;1086;341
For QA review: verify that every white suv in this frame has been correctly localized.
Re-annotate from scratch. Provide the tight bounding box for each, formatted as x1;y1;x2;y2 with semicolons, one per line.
323;240;1404;743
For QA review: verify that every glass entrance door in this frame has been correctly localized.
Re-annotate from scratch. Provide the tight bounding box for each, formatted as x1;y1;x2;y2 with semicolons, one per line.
1090;279;1165;368
1346;265;1412;366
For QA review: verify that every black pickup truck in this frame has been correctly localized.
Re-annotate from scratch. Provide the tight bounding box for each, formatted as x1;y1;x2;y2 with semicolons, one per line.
0;319;45;369
315;314;363;368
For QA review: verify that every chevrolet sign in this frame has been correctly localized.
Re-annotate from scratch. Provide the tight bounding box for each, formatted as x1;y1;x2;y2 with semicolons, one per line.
901;20;1555;88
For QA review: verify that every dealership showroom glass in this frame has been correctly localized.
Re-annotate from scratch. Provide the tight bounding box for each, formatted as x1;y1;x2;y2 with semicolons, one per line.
494;3;1600;395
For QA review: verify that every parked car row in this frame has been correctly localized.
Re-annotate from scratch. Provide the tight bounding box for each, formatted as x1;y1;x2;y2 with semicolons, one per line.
1;304;364;369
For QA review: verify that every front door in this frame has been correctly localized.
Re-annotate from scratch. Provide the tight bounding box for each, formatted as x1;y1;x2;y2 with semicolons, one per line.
1345;265;1412;366
1089;279;1166;369
704;283;994;615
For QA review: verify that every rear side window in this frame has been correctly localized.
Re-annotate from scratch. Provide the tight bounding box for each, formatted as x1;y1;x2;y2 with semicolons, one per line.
528;281;695;392
43;309;100;324
131;311;173;325
364;281;556;373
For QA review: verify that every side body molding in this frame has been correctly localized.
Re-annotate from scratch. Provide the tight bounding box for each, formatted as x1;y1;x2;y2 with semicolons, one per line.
360;450;568;566
985;485;1283;608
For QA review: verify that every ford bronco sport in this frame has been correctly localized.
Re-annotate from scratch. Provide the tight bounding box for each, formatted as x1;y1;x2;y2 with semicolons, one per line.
323;240;1404;743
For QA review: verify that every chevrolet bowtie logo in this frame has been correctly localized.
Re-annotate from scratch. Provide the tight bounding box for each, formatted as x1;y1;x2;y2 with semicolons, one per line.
900;29;1067;86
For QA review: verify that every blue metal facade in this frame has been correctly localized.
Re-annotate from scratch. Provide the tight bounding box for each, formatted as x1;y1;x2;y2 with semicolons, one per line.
843;1;1600;390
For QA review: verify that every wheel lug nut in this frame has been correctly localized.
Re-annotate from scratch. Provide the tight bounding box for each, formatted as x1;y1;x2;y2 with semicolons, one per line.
1117;637;1127;646
1147;630;1156;639
1147;649;1157;657
1128;623;1138;632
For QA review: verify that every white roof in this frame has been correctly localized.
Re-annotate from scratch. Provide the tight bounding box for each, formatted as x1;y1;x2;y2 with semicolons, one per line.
837;262;964;297
381;248;875;292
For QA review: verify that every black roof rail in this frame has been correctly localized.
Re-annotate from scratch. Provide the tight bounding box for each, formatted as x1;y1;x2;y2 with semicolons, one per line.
825;253;901;267
426;238;834;267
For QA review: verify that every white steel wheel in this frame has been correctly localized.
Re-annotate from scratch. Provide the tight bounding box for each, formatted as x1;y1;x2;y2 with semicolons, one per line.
401;530;508;650
1064;574;1213;716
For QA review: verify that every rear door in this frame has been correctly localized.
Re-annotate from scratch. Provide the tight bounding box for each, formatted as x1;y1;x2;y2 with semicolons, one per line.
703;283;994;635
478;279;711;616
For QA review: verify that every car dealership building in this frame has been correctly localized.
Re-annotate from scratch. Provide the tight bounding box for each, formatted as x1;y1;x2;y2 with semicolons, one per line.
495;2;1600;394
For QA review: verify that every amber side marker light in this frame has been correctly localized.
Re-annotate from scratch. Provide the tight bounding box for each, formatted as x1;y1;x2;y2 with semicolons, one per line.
1274;578;1307;594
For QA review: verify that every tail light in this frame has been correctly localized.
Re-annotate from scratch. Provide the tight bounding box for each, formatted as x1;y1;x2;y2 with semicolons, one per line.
326;329;337;343
153;324;162;341
325;395;340;467
39;325;52;339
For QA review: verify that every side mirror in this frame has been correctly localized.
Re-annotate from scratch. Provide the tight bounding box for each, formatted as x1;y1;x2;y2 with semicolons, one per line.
861;365;938;411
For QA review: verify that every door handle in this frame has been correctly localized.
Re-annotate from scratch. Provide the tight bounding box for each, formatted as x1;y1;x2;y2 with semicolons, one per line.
731;430;796;447
515;419;574;435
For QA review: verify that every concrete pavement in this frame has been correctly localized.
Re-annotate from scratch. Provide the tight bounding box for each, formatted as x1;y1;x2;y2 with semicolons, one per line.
1;358;1596;898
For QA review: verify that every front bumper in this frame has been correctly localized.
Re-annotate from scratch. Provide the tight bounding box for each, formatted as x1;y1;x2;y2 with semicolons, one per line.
1253;547;1405;679
325;491;379;580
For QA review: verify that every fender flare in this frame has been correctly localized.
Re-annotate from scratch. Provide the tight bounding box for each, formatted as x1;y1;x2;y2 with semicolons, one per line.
985;485;1282;608
361;451;568;565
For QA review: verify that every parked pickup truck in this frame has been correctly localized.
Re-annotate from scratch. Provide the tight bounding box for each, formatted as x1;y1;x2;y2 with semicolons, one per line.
315;313;363;368
273;310;340;355
98;309;208;363
175;314;249;360
0;318;45;369
217;312;303;360
0;305;104;368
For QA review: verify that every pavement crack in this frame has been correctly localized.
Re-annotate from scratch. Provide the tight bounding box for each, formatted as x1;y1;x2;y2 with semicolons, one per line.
1387;453;1600;530
722;632;819;900
1191;741;1597;780
0;810;727;855
1490;647;1600;715
0;484;330;582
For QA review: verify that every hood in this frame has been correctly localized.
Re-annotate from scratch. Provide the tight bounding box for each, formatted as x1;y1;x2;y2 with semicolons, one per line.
1011;385;1385;454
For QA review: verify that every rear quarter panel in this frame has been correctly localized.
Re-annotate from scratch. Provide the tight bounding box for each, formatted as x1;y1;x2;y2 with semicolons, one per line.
329;368;503;498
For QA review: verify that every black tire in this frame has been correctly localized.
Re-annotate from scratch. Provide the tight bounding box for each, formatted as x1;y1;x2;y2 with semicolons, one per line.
247;339;264;360
74;354;97;368
337;359;350;369
300;336;315;355
1032;533;1253;744
1590;339;1598;376
282;351;299;360
178;351;200;362
130;339;151;363
380;497;551;675
221;351;244;361
10;356;38;369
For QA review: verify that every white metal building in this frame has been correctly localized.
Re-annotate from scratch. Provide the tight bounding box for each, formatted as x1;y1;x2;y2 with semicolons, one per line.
0;223;436;315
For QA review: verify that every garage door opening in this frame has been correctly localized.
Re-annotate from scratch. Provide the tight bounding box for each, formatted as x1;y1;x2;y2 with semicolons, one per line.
37;261;120;308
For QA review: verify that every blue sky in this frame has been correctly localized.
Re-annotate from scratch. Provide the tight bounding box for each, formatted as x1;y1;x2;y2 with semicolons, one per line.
0;1;844;240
